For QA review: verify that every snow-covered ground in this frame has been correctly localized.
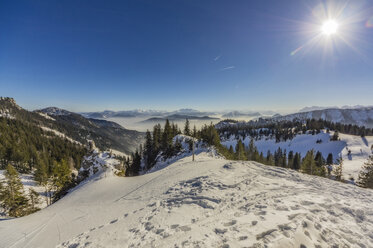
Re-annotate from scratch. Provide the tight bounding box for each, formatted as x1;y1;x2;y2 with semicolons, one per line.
0;153;372;247
0;150;122;219
221;131;373;181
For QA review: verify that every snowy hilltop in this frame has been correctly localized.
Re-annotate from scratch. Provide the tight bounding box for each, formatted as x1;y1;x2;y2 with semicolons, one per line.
0;152;372;247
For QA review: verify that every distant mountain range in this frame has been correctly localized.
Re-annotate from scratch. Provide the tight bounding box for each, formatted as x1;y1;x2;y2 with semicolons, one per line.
81;108;218;119
0;97;144;155
273;107;373;128
141;114;220;123
222;111;262;118
298;105;373;113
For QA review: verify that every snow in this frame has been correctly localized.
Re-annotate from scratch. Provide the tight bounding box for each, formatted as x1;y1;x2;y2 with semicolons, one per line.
39;107;71;116
0;109;15;119
80;150;122;178
222;131;373;181
109;149;128;158
37;112;56;121
0;153;372;247
40;126;82;145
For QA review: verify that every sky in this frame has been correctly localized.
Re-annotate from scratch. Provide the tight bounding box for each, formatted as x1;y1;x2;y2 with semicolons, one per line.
0;0;373;113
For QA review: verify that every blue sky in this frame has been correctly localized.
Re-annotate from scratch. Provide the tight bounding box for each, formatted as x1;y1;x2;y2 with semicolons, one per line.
1;0;372;113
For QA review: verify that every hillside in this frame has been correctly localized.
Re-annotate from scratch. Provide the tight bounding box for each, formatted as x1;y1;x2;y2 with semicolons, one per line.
0;153;372;247
0;97;144;155
273;107;373;128
221;131;373;180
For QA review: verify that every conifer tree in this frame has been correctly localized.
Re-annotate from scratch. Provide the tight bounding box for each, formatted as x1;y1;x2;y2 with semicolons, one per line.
144;130;154;170
301;150;317;175
315;151;325;167
357;155;373;188
281;149;287;168
184;119;191;136
0;164;29;217
161;119;173;154
192;125;197;138
52;159;71;192
288;151;294;169
51;159;72;202
28;188;41;213
235;139;247;160
266;150;274;166
326;153;334;165
335;157;343;181
292;152;301;170
152;124;162;154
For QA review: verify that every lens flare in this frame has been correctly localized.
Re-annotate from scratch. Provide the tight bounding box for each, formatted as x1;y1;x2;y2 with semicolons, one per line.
366;16;373;28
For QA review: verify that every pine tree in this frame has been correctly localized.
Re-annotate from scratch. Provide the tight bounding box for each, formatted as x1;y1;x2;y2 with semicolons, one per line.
326;153;334;165
192;125;197;138
152;124;162;154
126;150;142;176
184;119;191;136
161;119;173;156
301;150;317;175
52;159;71;192
335;157;343;181
0;164;29;217
51;159;72;202
247;139;256;160
266;150;274;166
292;152;301;170
235;139;247;160
281;149;287;168
28;188;41;213
314;151;325;167
144;130;154;170
357;155;373;188
330;131;339;141
288;151;294;169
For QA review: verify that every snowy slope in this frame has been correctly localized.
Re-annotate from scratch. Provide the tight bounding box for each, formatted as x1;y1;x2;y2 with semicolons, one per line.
0;153;372;248
221;131;373;180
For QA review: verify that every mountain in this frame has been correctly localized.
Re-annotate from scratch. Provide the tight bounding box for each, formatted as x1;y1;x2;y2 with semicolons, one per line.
273;107;373;128
37;108;144;155
0;97;144;155
298;106;337;112
81;109;168;118
81;109;218;119
1;152;372;247
141;114;220;123
222;111;262;118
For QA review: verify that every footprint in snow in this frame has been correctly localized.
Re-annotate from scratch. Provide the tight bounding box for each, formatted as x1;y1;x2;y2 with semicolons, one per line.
223;220;237;227
110;219;118;224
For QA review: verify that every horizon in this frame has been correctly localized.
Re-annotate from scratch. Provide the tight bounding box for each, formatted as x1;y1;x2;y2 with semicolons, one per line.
1;0;373;112
2;95;373;116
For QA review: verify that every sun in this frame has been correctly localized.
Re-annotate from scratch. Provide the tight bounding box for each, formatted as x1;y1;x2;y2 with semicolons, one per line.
321;20;339;35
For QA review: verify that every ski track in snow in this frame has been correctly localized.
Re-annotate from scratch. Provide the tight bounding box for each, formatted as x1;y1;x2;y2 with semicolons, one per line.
0;153;373;248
